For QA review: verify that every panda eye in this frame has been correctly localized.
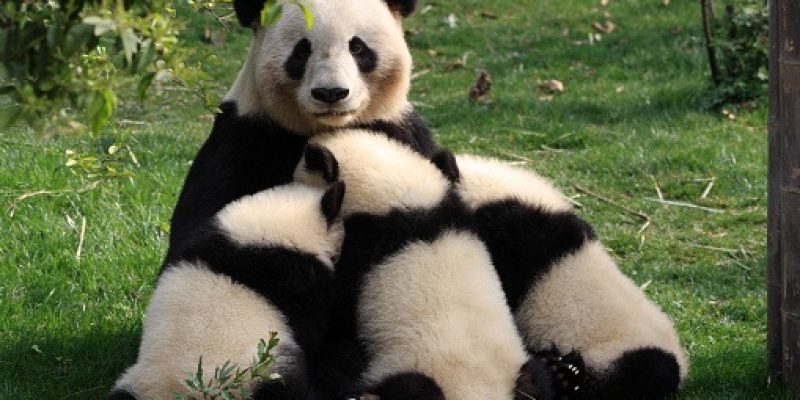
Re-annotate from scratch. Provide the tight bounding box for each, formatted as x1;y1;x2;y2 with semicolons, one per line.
349;38;365;55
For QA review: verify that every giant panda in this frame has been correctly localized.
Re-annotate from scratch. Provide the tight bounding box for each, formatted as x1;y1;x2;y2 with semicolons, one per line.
294;130;557;400
108;182;346;400
454;154;689;399
166;0;437;264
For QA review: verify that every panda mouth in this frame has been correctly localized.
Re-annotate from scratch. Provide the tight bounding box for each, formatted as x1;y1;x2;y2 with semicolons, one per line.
313;110;356;118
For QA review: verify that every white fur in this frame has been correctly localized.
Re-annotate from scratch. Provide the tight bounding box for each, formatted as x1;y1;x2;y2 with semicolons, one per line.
515;241;689;380
113;263;300;400
358;231;528;400
455;154;572;213
216;183;344;268
225;0;412;134
294;130;449;217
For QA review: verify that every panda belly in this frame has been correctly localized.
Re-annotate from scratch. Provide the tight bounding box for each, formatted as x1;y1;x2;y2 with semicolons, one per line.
357;230;528;400
112;263;303;400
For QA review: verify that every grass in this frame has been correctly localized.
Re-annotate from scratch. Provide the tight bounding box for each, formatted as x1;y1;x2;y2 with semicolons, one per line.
0;0;790;398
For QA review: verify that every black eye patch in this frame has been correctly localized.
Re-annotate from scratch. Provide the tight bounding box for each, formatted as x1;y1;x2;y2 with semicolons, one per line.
285;38;311;80
349;36;377;73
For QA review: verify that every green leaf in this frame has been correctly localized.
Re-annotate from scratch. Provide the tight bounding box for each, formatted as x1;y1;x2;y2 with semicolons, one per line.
260;3;283;27
136;72;155;102
297;3;315;29
196;355;205;385
83;16;116;36
0;103;21;127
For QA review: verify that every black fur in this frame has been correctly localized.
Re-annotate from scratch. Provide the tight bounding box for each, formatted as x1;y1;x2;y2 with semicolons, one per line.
321;181;346;226
286;38;312;80
363;372;445;400
384;0;418;17
530;347;585;398
233;0;268;28
252;350;316;400
514;358;555;400
304;144;339;183
349;37;377;74
430;149;459;183
576;348;680;400
106;389;136;400
166;102;438;265
472;200;597;311
170;223;334;356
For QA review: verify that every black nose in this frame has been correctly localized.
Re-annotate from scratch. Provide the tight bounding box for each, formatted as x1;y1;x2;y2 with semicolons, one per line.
311;87;350;104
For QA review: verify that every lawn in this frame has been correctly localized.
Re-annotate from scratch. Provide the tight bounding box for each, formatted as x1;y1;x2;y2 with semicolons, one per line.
0;0;791;398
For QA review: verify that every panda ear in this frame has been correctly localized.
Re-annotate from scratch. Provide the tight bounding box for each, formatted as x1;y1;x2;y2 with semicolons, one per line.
321;181;346;226
384;0;418;17
304;143;340;183
431;149;460;183
233;0;267;29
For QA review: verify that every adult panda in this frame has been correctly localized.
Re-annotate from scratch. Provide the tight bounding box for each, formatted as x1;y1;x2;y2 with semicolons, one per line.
454;154;689;399
295;130;559;400
108;182;346;400
166;0;437;264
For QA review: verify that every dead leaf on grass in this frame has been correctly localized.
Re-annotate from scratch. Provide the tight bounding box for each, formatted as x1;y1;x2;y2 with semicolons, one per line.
592;21;616;34
539;79;565;94
480;11;498;19
468;70;492;102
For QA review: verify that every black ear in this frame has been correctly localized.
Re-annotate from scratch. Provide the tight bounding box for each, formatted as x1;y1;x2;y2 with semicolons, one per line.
384;0;417;17
304;143;339;183
431;149;460;183
321;181;346;226
233;0;268;28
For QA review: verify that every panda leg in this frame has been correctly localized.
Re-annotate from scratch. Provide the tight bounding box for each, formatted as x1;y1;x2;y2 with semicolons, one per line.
516;242;687;400
573;347;680;400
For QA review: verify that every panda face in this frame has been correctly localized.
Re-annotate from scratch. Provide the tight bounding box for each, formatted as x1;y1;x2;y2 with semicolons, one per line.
230;0;412;134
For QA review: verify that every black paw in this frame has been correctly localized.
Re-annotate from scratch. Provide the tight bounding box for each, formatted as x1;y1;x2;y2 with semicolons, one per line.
532;348;585;399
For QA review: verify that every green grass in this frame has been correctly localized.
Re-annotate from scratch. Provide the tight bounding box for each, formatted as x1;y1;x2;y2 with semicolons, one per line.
0;0;790;398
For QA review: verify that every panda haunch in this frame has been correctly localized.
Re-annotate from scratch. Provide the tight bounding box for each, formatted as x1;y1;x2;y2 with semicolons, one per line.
295;130;554;400
167;0;436;264
109;182;345;400
455;154;689;399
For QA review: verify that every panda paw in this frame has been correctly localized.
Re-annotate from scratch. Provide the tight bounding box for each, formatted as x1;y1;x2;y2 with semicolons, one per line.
534;348;585;399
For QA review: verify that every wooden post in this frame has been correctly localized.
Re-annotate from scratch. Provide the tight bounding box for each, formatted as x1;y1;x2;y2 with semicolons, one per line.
768;0;800;391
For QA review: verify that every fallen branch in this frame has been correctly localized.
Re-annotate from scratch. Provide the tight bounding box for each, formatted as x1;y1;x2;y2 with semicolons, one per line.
7;182;99;217
643;197;724;214
76;216;87;262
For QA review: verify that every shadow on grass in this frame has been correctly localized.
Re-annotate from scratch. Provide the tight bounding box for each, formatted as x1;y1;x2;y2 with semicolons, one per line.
0;327;140;399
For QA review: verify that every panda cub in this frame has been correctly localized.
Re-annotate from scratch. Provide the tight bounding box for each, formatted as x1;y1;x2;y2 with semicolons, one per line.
455;155;689;399
295;130;554;400
108;182;345;400
167;0;437;264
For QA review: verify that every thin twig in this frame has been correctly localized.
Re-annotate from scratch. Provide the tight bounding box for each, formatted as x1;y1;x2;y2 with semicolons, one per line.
76;216;86;262
498;151;536;164
411;68;430;80
701;178;716;199
7;182;99;217
125;144;141;168
650;175;664;201
643;197;724;214
573;184;652;233
685;242;749;254
700;0;721;85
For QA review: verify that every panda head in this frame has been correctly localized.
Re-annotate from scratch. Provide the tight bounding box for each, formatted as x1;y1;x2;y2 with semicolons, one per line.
293;129;459;217
215;182;346;267
228;0;418;134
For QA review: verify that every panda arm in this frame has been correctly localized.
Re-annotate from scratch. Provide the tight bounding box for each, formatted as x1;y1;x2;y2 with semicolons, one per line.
167;104;307;262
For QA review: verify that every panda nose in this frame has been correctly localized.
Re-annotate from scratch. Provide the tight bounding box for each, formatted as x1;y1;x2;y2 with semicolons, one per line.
311;87;350;104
